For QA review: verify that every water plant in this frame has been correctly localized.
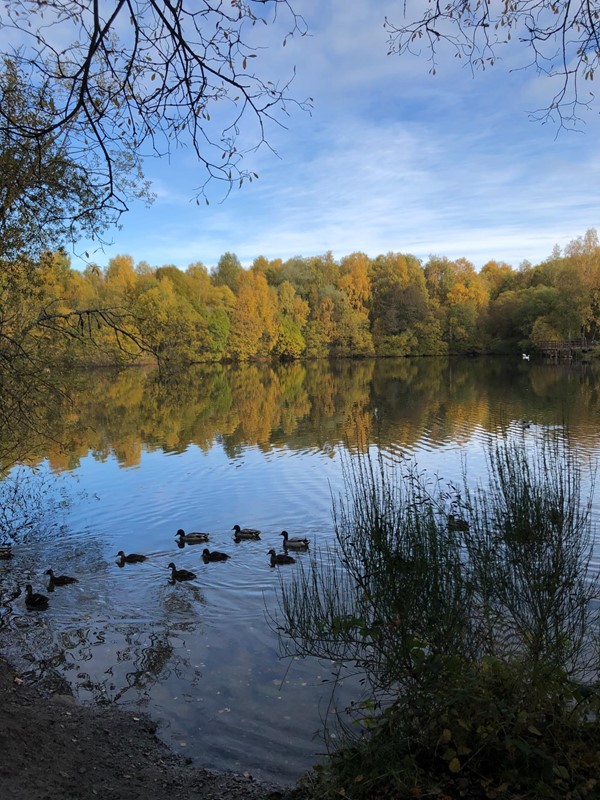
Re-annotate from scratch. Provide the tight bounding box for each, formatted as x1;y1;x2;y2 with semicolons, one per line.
277;433;600;799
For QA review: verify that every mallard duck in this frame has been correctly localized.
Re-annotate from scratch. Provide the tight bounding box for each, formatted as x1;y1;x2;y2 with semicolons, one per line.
202;548;230;562
25;584;49;610
175;529;209;544
232;524;261;540
116;551;147;566
46;569;78;588
268;549;296;566
232;525;260;539
0;545;13;559
167;562;196;582
448;515;469;532
280;530;309;550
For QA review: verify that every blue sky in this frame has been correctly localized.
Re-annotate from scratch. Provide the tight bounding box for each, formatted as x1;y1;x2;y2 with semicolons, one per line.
78;1;600;273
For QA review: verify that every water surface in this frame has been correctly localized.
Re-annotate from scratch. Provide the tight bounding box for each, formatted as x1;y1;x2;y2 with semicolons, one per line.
1;356;599;784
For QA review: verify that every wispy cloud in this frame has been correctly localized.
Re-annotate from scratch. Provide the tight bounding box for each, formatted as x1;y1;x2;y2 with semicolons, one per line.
77;1;600;272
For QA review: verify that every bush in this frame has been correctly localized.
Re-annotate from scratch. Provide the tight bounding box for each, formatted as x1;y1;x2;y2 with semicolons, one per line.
278;434;600;799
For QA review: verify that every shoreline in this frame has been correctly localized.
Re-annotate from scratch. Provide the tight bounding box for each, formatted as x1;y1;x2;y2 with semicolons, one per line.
0;654;299;800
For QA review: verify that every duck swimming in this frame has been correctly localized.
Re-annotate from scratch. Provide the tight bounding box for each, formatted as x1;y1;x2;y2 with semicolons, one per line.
0;545;12;559
202;548;230;562
232;525;261;540
46;569;79;589
280;530;309;550
267;549;296;566
167;562;196;582
25;584;49;610
175;529;209;544
116;551;147;566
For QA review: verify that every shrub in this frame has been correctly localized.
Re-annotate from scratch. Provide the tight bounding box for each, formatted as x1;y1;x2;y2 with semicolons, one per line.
278;434;600;799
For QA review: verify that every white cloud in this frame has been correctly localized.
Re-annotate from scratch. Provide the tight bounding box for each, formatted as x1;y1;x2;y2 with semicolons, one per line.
72;1;600;272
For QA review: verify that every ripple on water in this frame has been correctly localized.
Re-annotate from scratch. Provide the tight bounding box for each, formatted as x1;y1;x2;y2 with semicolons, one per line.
4;361;600;785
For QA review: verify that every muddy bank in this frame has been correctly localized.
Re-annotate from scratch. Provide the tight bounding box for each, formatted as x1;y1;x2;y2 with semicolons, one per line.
0;655;302;800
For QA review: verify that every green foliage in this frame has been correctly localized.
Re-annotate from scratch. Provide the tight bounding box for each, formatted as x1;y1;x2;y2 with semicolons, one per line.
278;434;600;800
4;229;600;382
0;61;149;261
212;252;244;294
274;317;306;360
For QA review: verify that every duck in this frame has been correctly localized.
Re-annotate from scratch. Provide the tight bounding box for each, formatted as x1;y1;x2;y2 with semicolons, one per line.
232;525;261;540
25;584;49;610
447;514;469;532
280;530;309;550
175;529;209;544
116;551;147;566
167;562;196;582
268;549;296;566
202;548;230;562
46;569;79;589
0;545;13;559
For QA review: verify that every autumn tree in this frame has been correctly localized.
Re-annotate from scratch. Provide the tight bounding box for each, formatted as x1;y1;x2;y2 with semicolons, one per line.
251;255;284;286
227;271;278;360
563;230;600;341
212;252;244;295
336;253;374;356
0;61;144;263
480;261;516;302
424;256;489;352
274;281;309;359
370;252;431;355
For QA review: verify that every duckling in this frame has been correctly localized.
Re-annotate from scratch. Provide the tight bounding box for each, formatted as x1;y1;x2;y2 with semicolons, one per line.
116;551;147;566
25;584;49;610
175;529;209;544
46;569;78;590
232;524;261;540
280;530;309;550
202;548;230;562
448;514;469;532
167;562;196;582
268;549;296;566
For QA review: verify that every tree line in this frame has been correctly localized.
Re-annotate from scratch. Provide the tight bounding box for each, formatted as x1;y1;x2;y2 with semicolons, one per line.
6;228;599;366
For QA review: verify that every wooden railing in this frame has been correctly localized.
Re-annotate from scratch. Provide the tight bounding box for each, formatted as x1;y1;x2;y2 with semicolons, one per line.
534;339;588;357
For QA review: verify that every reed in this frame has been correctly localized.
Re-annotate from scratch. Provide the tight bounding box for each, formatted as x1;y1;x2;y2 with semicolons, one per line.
278;433;600;799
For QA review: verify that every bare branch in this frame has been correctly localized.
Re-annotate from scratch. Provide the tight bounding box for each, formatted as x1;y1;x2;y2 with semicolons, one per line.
0;0;311;253
386;1;600;129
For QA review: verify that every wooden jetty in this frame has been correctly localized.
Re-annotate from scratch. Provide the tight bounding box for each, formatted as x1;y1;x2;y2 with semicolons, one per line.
535;339;588;359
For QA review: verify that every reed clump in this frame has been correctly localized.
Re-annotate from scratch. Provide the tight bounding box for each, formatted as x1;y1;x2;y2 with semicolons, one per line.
278;434;600;799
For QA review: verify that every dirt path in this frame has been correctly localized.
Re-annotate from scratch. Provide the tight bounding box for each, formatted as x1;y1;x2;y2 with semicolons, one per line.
0;656;299;800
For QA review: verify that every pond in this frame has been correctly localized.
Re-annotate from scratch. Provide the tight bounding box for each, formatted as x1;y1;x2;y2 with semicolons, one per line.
1;356;600;785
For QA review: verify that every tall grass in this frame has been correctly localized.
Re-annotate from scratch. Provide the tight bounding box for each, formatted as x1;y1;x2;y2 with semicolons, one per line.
278;433;600;799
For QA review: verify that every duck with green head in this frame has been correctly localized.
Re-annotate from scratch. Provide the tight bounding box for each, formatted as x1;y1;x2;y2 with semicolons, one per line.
280;530;309;550
175;529;209;544
232;525;261;540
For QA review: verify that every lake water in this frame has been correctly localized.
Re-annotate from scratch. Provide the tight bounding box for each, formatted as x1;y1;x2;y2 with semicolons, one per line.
1;356;600;785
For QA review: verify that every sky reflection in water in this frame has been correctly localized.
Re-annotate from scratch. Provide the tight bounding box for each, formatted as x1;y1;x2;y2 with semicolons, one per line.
1;357;600;784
